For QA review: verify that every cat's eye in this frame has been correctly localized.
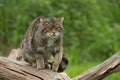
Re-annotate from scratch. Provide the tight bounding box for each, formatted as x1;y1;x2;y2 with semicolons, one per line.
57;27;63;32
42;28;50;33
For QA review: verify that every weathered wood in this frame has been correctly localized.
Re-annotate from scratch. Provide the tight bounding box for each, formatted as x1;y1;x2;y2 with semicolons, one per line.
0;49;72;80
1;49;120;80
73;51;120;80
0;57;72;80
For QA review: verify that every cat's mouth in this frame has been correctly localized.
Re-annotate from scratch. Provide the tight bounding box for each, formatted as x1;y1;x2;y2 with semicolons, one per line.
50;34;58;38
46;32;60;38
51;34;56;36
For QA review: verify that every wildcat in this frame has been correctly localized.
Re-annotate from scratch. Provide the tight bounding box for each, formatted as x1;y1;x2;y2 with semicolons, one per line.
20;17;66;71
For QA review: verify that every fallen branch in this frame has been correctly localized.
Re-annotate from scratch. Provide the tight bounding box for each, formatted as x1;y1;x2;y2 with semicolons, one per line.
0;58;71;80
0;49;120;80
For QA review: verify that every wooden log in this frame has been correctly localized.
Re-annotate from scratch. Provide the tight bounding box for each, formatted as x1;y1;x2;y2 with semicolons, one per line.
1;49;120;80
73;51;120;80
0;57;72;80
0;49;72;80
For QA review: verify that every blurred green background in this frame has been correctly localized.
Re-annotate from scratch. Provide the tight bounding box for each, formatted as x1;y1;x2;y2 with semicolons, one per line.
0;0;120;79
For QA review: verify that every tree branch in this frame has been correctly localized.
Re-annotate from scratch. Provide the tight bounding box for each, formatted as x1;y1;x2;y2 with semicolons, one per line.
73;51;120;80
0;49;72;80
1;49;120;80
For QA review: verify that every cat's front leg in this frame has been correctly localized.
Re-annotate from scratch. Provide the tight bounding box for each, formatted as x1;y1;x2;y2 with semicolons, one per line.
34;53;45;70
52;51;63;72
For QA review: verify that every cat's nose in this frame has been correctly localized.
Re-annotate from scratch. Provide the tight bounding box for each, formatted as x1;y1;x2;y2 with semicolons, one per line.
53;32;55;34
51;30;56;35
52;32;56;36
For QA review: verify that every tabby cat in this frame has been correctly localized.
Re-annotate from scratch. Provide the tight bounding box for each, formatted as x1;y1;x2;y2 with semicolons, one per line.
20;17;66;72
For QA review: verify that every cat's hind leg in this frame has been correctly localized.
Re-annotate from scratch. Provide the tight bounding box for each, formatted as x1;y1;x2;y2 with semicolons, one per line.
23;52;36;67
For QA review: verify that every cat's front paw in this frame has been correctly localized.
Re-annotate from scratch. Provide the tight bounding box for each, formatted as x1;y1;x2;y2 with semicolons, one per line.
37;66;43;70
52;63;59;72
36;64;45;70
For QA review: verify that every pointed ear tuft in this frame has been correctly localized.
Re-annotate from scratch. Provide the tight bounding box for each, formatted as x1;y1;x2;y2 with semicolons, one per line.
58;17;64;22
39;18;43;22
61;17;64;21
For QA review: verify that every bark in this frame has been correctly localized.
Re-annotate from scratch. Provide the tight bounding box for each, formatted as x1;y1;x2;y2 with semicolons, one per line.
0;49;120;80
0;49;72;80
0;57;71;80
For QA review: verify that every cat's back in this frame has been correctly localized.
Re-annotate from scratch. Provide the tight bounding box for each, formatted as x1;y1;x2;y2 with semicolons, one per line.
20;17;44;50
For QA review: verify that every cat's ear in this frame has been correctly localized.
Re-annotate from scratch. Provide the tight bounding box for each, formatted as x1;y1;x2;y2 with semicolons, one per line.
39;18;43;22
58;17;64;22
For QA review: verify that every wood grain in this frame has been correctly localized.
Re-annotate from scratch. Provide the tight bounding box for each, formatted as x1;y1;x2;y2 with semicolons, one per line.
1;49;120;80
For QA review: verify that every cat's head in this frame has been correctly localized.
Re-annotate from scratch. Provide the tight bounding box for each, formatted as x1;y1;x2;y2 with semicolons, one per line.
40;17;64;38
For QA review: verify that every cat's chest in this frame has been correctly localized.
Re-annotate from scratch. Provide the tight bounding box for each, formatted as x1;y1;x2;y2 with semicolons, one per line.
45;39;56;53
47;39;55;47
36;38;59;53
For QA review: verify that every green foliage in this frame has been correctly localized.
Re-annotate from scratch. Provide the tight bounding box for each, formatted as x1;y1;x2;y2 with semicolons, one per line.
0;0;120;79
